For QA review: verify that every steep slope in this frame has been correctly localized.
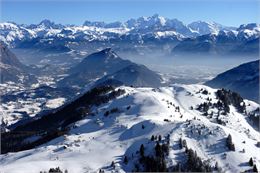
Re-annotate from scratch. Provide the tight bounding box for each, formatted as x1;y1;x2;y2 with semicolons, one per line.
95;64;163;88
205;60;259;102
0;43;37;84
1;84;259;173
58;48;162;88
58;48;132;87
188;21;225;35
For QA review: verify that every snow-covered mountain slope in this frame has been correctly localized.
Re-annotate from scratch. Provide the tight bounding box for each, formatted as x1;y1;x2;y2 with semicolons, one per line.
205;60;259;103
1;84;259;173
188;21;224;35
237;23;260;41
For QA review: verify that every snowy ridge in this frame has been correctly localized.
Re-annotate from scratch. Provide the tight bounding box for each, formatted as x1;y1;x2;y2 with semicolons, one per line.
2;15;258;47
1;84;259;172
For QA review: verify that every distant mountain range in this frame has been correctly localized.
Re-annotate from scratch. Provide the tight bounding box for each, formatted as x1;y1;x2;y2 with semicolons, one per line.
172;23;260;56
1;14;259;56
205;60;259;102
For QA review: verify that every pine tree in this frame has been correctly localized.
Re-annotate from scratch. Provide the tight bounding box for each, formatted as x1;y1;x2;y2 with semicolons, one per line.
230;143;235;151
249;157;254;166
179;138;183;149
177;162;182;172
151;135;155;141
226;134;232;145
214;162;219;171
140;144;145;157
155;142;162;157
162;143;169;156
111;161;115;168
226;134;235;151
158;135;162;141
253;165;258;172
123;156;128;164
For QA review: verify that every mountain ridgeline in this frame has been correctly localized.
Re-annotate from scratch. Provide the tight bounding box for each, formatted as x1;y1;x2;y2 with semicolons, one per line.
172;23;260;56
0;16;259;57
205;60;259;102
0;16;259;173
58;48;163;88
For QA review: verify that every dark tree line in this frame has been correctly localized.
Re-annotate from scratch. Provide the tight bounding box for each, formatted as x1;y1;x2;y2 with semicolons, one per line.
216;89;246;113
40;167;68;173
172;138;216;172
1;86;125;154
248;107;260;128
133;134;170;172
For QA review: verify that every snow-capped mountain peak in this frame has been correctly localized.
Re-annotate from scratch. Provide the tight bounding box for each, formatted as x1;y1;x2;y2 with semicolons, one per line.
39;19;55;28
188;21;224;35
0;15;259;50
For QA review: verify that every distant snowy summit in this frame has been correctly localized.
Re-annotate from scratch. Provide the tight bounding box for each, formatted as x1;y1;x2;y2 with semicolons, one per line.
0;14;259;47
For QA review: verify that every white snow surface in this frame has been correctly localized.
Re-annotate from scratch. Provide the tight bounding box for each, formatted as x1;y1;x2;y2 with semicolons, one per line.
0;84;259;173
45;98;66;109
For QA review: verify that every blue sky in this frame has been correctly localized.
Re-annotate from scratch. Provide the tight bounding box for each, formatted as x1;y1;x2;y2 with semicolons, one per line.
1;0;259;27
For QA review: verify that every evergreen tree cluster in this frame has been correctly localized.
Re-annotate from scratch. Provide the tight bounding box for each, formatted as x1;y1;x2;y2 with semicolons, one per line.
248;158;258;173
216;89;246;113
248;107;260;128
104;107;119;117
185;148;212;172
196;88;248;124
197;102;210;113
48;167;63;173
134;134;170;172
40;167;68;173
179;138;187;149
201;89;209;95
173;140;216;172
